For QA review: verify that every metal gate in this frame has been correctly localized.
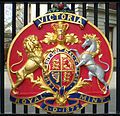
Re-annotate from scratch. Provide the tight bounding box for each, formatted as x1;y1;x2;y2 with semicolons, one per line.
0;1;120;114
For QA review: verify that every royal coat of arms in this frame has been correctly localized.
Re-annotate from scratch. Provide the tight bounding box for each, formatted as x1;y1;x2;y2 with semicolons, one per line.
7;3;113;114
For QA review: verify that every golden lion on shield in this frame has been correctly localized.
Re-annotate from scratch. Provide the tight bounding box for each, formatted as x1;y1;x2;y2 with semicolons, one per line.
10;35;49;93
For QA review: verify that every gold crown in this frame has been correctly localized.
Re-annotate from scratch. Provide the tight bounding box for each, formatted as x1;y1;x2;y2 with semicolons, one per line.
51;22;69;32
83;34;99;40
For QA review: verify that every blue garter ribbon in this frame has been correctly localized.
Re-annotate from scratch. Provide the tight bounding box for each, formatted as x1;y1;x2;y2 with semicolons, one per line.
10;91;110;105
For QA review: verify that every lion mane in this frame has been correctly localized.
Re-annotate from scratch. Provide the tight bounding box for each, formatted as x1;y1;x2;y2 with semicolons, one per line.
11;35;48;93
23;35;43;59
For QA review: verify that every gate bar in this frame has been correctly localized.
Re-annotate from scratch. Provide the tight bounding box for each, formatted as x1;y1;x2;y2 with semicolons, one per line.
47;3;51;11
93;3;98;114
104;2;109;114
0;2;4;114
36;3;40;17
12;1;16;113
71;3;75;13
116;2;120;114
82;3;86;18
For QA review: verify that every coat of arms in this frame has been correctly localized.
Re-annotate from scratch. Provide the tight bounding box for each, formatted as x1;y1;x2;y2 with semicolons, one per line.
7;3;113;114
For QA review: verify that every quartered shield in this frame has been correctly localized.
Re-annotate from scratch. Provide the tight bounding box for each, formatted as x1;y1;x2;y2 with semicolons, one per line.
7;3;113;114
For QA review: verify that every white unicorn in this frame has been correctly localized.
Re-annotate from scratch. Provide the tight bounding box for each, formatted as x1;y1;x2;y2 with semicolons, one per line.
70;34;110;94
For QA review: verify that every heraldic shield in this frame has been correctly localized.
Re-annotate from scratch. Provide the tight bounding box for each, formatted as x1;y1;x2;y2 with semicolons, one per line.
7;3;113;114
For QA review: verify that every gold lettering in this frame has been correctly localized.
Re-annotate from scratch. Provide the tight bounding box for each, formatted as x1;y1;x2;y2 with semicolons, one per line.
92;98;98;103
74;15;76;22
53;107;57;112
67;14;72;21
66;107;69;112
44;106;48;110
34;96;40;103
15;98;20;103
61;14;66;20
80;95;87;101
49;14;54;21
76;17;82;24
22;99;27;104
38;17;44;28
38;17;43;23
45;15;48;22
100;98;104;102
27;98;33;104
55;13;60;20
87;97;91;102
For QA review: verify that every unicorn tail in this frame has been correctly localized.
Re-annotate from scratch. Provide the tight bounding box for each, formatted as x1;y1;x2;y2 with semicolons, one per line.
98;54;110;72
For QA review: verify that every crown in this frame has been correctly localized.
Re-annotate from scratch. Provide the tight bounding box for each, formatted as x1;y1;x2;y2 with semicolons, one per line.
51;22;69;32
83;34;99;40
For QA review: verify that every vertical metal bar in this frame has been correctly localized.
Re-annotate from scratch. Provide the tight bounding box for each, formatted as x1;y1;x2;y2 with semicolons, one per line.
116;2;120;114
104;2;109;114
105;3;109;41
93;3;98;114
36;3;40;17
35;108;40;114
24;2;28;114
82;3;86;18
12;2;16;39
81;107;85;114
94;3;98;26
24;105;28;114
71;3;75;13
24;2;28;26
0;2;4;114
47;3;51;11
12;2;16;113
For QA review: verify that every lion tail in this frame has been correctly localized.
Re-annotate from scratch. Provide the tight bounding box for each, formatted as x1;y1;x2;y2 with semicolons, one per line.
10;50;23;73
98;54;110;72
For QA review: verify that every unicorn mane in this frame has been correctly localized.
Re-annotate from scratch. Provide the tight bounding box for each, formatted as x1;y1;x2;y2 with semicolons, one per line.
83;34;101;57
